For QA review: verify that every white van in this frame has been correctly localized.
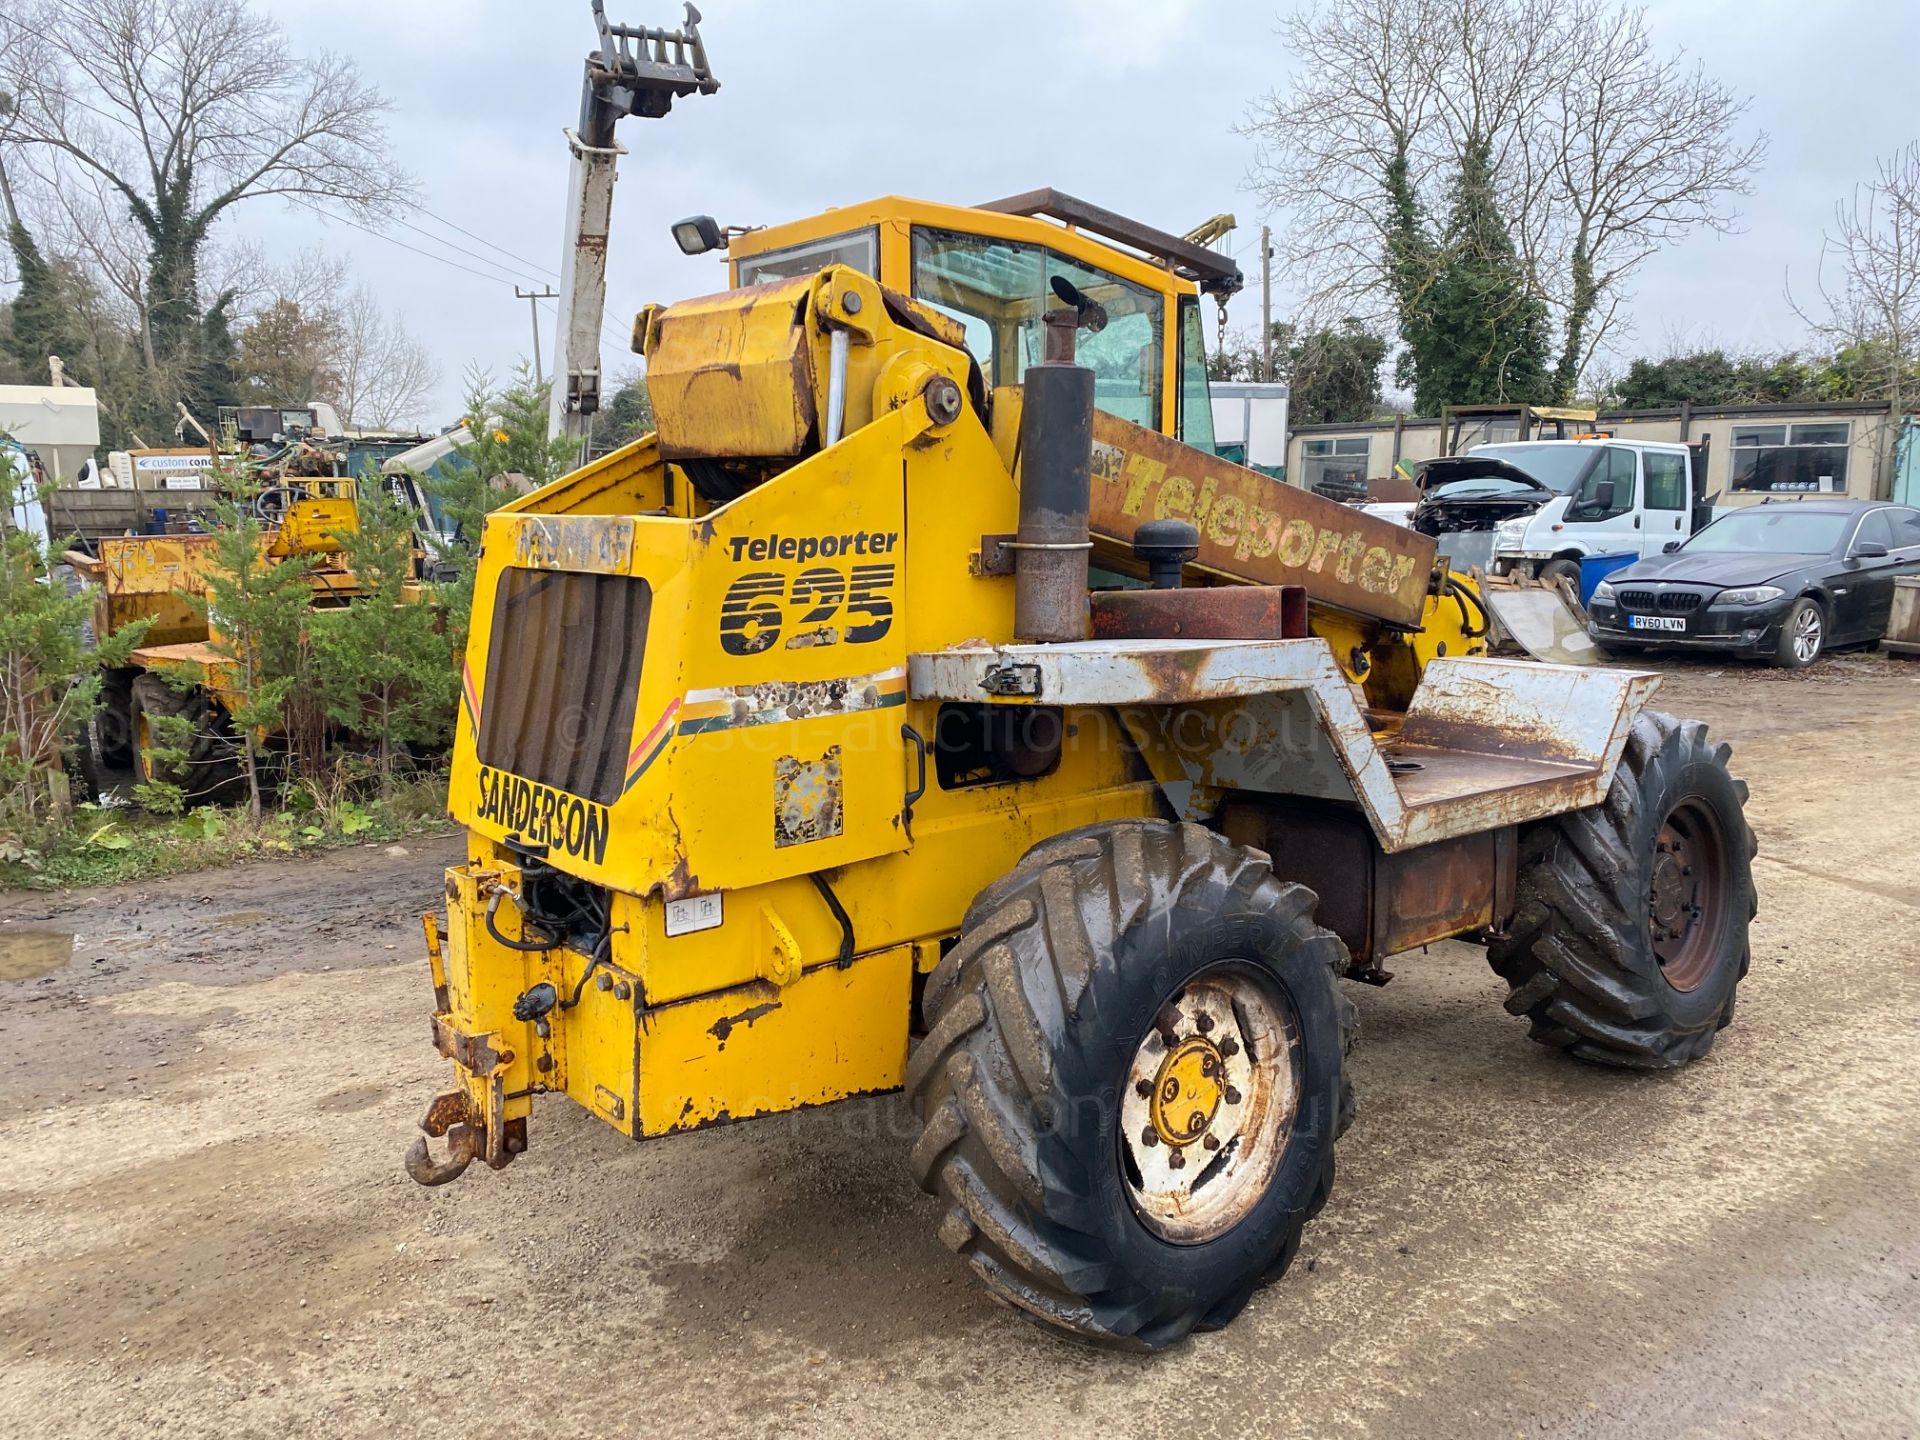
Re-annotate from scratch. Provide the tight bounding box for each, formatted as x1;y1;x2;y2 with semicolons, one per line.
1412;439;1707;583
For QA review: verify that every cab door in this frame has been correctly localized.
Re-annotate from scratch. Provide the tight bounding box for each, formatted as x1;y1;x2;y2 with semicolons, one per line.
1641;450;1691;558
1564;446;1640;555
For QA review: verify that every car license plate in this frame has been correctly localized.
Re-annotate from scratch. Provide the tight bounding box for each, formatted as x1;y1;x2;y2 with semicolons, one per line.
1629;615;1687;633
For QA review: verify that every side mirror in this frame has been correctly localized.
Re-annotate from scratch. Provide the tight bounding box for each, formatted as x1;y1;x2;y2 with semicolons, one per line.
1662;540;1681;553
1854;540;1889;559
1593;479;1616;511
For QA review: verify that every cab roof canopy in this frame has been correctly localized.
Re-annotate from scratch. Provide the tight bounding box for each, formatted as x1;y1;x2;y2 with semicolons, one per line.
978;188;1245;298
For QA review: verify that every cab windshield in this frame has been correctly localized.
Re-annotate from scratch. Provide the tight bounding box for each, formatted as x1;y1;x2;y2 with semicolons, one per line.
1472;444;1600;493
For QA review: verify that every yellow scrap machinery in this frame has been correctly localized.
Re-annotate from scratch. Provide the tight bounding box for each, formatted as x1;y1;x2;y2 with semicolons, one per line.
71;471;387;801
403;188;1758;1349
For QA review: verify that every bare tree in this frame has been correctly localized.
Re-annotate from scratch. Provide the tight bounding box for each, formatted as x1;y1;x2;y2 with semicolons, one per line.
1244;0;1765;400
1794;143;1920;415
0;0;410;384
1528;1;1764;396
333;285;436;431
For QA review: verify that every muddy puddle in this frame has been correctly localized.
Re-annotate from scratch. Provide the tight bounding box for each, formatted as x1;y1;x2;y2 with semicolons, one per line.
0;929;75;981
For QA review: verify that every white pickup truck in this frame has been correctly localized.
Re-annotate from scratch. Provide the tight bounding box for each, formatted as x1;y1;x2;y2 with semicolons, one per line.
1410;438;1713;583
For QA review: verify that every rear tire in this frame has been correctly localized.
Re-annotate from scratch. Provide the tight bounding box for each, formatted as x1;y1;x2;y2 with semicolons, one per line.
1487;711;1756;1068
130;674;246;805
909;820;1354;1350
1772;597;1824;669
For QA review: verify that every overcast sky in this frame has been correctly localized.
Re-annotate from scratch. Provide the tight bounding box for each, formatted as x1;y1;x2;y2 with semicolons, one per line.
237;0;1920;425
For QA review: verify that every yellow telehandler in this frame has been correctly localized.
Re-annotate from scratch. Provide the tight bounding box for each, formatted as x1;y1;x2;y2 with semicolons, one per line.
400;185;1756;1347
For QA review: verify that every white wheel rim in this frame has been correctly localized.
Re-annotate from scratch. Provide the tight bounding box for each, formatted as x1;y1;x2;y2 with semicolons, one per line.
1119;967;1302;1245
1793;608;1820;663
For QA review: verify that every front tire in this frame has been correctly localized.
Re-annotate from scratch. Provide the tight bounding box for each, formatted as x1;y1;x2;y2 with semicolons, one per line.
1538;557;1582;589
96;667;136;769
130;674;246;805
1772;597;1824;668
1488;711;1756;1068
908;820;1353;1350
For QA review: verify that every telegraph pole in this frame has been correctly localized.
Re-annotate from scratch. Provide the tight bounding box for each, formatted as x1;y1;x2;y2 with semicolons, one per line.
1259;224;1273;383
515;286;559;383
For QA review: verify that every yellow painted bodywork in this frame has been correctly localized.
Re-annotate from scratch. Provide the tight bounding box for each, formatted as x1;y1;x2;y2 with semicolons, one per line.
87;477;370;656
419;201;1481;1153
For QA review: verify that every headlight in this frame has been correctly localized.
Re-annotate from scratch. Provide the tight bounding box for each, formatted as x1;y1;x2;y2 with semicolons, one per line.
1494;518;1527;541
1591;579;1615;601
1713;585;1784;607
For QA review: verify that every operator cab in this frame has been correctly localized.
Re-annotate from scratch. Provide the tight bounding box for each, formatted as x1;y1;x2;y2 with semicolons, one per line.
683;191;1242;455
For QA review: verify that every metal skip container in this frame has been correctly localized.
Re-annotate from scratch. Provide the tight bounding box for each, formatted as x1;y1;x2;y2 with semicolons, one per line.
1887;576;1920;657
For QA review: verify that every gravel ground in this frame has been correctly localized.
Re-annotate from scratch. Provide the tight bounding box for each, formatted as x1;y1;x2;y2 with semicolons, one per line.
3;652;1918;1439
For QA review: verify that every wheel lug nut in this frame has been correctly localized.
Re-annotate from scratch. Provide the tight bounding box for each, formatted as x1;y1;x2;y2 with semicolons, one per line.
1202;1134;1220;1152
1135;1078;1153;1099
1219;1037;1239;1058
1167;1149;1186;1171
1140;1127;1159;1148
1195;1012;1214;1034
1224;1086;1242;1106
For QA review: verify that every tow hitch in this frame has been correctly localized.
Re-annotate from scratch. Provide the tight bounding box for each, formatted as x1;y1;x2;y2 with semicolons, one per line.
404;908;531;1188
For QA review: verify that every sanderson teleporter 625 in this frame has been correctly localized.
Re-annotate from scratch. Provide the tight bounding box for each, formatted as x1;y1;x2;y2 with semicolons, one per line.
400;13;1756;1352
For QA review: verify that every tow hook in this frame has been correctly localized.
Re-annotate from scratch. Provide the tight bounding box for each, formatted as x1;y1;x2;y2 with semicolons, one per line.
403;1088;521;1187
405;1123;482;1187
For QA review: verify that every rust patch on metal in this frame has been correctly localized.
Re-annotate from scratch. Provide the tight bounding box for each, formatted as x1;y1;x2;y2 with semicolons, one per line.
1090;585;1308;641
419;1088;477;1138
431;1016;511;1076
707;999;782;1049
1085;410;1435;628
773;745;843;847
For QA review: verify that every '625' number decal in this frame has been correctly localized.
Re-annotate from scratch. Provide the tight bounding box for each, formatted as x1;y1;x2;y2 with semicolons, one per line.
720;564;895;655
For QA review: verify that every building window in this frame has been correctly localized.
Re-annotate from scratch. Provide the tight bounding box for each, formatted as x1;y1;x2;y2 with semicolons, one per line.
1730;421;1850;494
1299;437;1370;492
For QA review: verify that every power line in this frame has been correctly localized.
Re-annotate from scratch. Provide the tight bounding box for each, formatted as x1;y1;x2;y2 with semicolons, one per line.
387;213;551;287
417;206;562;282
283;196;526;287
34;75;653;365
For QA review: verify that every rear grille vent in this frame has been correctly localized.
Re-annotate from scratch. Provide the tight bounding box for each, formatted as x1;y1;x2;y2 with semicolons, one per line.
477;569;651;805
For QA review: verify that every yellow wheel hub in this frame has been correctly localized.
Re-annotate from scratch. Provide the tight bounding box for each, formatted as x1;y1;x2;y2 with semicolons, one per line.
1119;966;1302;1245
1150;1036;1226;1147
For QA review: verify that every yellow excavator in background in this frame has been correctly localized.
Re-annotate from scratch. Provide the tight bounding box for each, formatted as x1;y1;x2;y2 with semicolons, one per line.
398;4;1757;1351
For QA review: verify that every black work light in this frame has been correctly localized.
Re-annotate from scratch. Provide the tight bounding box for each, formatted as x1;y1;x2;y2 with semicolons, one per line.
671;215;724;256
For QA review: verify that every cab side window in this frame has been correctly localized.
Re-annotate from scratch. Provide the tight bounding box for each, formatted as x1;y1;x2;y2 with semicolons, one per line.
1644;451;1688;511
1570;447;1636;521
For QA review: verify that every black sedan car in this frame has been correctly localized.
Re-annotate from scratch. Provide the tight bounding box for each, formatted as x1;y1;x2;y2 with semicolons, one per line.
1587;500;1920;668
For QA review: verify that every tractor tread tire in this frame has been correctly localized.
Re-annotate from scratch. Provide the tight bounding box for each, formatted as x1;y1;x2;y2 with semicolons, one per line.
130;673;246;805
909;820;1354;1351
1487;710;1757;1068
96;667;136;770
